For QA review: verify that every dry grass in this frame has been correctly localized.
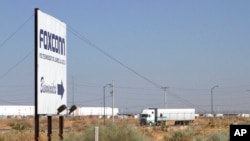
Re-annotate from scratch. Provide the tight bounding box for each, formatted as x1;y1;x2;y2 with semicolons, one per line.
0;116;249;141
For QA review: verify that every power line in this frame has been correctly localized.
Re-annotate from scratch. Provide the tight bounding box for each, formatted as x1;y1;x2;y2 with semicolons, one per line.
168;90;206;112
67;26;208;109
0;14;34;81
67;26;162;89
0;49;33;79
70;96;112;105
0;14;33;49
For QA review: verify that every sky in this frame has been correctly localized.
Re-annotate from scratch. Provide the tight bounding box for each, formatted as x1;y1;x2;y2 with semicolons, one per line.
0;1;250;114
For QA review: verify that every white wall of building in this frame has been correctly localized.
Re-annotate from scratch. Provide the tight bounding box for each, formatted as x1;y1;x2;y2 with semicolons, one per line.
0;106;34;116
73;107;119;116
0;106;119;117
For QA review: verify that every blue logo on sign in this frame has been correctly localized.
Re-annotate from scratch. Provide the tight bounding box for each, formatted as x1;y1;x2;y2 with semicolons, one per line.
39;29;65;56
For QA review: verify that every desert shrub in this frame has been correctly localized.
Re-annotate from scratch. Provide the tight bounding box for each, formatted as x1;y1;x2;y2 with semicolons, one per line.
192;135;205;141
170;127;194;141
72;119;85;131
207;119;216;128
0;131;34;141
163;133;172;141
63;132;85;141
8;120;31;131
161;125;169;132
64;124;154;141
243;118;250;125
206;131;229;141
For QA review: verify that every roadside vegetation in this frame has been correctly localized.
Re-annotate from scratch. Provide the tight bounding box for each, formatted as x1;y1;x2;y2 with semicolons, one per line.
0;116;249;141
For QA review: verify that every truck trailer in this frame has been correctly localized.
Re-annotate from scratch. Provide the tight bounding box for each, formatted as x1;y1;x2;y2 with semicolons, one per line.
139;108;195;125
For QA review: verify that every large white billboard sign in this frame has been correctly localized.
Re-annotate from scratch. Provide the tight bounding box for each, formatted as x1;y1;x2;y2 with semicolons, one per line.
37;10;67;115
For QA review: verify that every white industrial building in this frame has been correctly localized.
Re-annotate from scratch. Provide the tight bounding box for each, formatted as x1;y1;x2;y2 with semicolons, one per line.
0;105;34;117
73;107;119;117
0;105;119;117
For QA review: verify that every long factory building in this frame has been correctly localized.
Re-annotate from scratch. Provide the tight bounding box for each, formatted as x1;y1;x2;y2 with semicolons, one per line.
0;105;119;117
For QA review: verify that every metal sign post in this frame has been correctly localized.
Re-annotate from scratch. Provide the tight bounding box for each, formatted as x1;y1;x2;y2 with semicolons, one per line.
47;116;52;141
59;116;64;140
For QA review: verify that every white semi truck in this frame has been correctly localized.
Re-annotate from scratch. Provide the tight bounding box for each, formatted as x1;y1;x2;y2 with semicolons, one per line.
139;108;195;125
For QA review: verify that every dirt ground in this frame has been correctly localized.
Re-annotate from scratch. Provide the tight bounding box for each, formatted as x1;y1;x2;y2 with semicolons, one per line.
0;116;249;140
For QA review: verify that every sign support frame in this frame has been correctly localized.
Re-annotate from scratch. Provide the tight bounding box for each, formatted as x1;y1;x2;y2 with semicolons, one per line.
34;8;67;140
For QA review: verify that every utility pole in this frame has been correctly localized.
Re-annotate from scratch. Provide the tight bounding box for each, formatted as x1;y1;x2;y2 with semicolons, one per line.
211;85;219;116
103;83;112;125
162;87;168;108
111;80;115;124
72;76;75;117
72;76;75;105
